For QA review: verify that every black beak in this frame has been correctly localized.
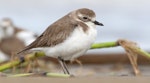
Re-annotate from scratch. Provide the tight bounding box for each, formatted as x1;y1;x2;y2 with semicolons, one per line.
93;21;104;26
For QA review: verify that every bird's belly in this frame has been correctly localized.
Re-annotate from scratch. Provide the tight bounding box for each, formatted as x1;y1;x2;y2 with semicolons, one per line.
32;27;97;61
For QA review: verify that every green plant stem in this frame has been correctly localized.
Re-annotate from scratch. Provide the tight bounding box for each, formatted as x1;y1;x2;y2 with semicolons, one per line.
91;41;119;49
0;52;45;72
6;72;70;77
132;47;150;59
0;59;20;72
45;73;70;77
7;73;34;77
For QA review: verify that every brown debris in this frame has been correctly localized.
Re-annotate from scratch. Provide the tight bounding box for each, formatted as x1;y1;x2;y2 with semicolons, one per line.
70;59;83;67
117;39;141;76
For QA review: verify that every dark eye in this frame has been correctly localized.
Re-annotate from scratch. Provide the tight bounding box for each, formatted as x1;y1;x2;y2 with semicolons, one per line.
83;17;88;19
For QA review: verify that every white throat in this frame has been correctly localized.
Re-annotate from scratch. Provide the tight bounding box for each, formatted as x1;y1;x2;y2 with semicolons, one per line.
85;21;96;29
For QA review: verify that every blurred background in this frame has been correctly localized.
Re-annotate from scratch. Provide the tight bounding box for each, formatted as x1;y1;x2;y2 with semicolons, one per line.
0;0;150;61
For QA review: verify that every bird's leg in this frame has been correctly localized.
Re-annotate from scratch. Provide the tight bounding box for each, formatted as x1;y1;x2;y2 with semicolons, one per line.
62;60;70;74
58;57;70;75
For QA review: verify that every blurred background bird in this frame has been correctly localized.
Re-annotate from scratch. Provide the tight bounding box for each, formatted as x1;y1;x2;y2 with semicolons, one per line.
0;18;38;62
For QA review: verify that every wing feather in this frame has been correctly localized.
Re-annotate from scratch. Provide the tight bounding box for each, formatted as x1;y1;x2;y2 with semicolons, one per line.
17;14;78;54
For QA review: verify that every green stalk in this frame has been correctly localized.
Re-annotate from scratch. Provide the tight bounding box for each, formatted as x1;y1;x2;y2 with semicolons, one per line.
0;52;45;72
6;72;70;77
45;73;70;78
7;73;34;77
91;41;119;49
131;46;150;59
0;59;20;72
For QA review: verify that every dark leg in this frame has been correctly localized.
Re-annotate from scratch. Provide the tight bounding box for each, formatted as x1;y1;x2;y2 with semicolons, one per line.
58;57;70;74
62;60;70;74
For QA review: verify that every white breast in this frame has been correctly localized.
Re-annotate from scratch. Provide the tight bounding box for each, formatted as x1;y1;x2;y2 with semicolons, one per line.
32;22;97;61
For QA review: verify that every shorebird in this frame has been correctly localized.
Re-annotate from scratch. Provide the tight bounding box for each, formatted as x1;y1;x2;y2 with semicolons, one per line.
18;8;104;74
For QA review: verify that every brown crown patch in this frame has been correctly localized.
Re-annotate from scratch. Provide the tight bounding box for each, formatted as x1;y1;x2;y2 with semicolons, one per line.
77;8;96;17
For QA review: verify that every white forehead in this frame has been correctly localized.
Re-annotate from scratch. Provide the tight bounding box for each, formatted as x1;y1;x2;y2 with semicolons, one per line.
78;13;83;17
91;17;96;21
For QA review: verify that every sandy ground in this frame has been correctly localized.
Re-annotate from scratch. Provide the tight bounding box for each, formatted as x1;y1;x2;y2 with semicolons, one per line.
32;62;150;77
1;77;150;83
1;63;150;83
